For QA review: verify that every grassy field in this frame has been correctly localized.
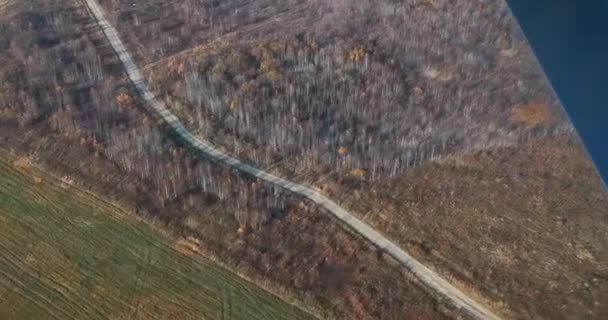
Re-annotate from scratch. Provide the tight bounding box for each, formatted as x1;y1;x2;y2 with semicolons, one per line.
0;153;314;320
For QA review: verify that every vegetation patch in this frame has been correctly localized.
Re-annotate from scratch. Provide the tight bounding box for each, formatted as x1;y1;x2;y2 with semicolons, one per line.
510;101;550;126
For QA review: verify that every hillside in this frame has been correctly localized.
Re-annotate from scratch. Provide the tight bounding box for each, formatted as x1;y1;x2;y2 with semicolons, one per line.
1;0;607;319
109;0;569;179
89;0;608;318
343;137;608;319
0;0;452;318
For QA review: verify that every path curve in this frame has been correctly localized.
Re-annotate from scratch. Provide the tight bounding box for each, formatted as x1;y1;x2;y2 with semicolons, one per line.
80;1;501;319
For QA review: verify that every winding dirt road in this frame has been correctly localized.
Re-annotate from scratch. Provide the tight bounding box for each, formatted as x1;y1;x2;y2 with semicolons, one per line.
80;0;501;319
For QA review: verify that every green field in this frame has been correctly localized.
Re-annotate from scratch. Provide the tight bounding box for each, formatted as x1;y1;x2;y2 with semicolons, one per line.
0;154;314;320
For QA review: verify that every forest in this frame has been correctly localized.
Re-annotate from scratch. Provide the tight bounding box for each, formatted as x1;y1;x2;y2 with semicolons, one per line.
0;0;454;319
2;0;606;319
101;0;572;183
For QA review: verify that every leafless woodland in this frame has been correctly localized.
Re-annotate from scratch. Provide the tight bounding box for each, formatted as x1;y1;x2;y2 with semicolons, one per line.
0;0;301;230
0;1;456;318
0;1;596;319
95;0;572;180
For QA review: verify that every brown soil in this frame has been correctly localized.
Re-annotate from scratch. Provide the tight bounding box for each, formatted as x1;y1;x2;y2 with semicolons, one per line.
339;136;608;319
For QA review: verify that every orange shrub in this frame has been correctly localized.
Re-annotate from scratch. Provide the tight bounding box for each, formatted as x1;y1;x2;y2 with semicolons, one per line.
511;101;549;126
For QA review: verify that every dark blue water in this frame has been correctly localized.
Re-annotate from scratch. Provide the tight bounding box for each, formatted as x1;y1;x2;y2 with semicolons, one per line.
507;0;608;187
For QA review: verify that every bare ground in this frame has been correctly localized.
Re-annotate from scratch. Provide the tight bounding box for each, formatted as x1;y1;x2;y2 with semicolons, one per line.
338;136;608;319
